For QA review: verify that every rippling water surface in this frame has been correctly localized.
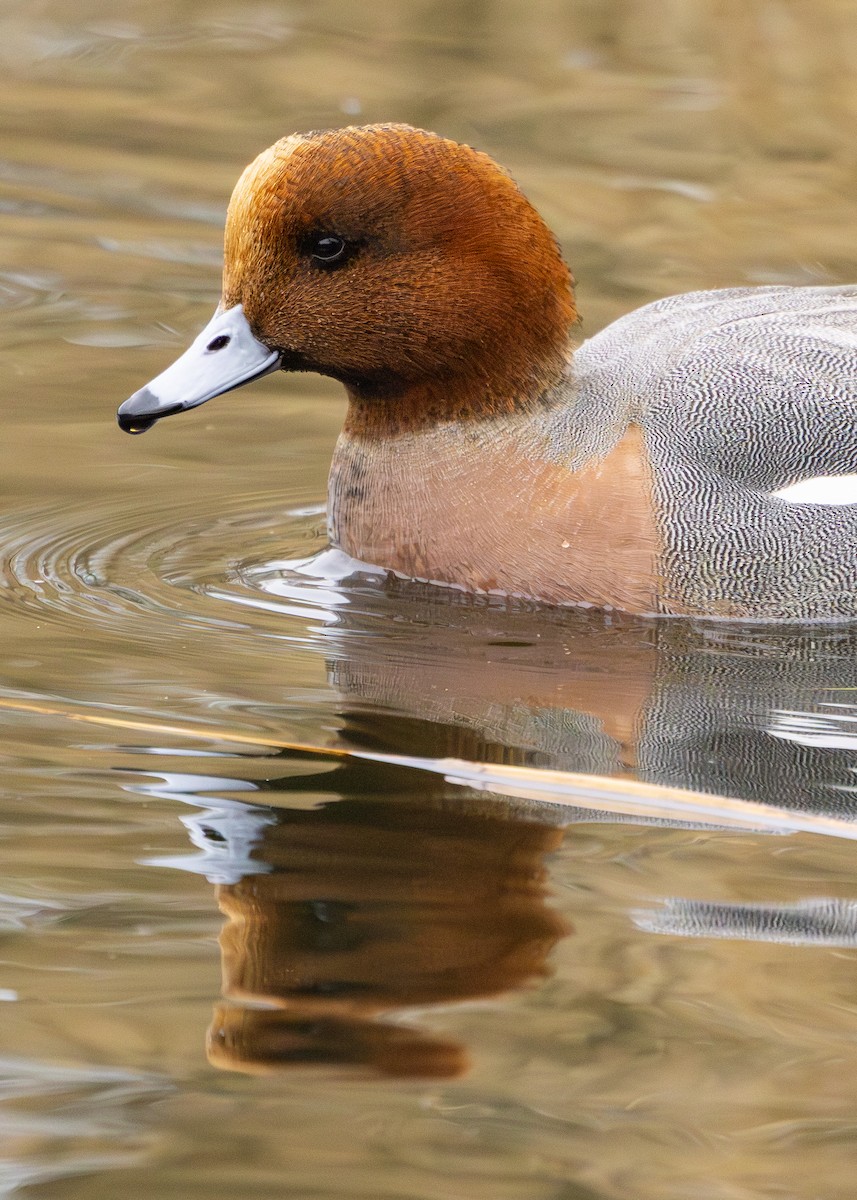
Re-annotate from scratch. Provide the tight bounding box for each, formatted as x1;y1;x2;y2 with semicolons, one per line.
3;2;857;1197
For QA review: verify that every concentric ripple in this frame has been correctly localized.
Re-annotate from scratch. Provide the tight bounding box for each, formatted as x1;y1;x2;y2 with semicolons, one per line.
0;491;392;655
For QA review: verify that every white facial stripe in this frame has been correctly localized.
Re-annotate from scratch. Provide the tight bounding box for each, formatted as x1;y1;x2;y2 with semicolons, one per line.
772;474;857;505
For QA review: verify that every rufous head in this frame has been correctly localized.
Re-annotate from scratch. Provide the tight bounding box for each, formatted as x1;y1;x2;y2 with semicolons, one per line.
118;124;577;436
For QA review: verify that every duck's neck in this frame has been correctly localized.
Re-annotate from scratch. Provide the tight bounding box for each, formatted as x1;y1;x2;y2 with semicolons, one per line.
340;331;575;440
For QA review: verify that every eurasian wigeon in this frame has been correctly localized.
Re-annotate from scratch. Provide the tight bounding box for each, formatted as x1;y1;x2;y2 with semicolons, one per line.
118;123;857;619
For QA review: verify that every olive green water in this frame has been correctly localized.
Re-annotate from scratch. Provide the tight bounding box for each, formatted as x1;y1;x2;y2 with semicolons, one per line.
3;2;857;1197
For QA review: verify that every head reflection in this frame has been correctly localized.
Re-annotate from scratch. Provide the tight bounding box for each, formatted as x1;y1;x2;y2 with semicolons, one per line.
206;798;568;1079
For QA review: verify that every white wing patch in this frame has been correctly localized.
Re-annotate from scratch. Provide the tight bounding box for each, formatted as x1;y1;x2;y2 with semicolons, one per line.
772;474;857;505
799;322;857;351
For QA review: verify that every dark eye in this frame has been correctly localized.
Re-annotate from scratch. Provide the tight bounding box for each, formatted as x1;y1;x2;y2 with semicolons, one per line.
308;233;349;266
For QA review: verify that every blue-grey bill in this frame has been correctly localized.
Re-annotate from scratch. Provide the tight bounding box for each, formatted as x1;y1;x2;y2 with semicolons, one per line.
117;304;280;434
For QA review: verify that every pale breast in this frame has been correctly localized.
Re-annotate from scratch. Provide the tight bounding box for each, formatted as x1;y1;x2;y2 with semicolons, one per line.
328;418;663;613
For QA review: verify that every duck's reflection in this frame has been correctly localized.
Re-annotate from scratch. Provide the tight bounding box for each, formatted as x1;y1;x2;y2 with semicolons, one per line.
198;592;857;1077
205;798;567;1078
315;581;857;817
139;581;857;1077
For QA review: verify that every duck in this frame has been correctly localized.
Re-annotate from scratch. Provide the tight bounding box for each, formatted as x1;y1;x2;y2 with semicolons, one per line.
117;123;857;620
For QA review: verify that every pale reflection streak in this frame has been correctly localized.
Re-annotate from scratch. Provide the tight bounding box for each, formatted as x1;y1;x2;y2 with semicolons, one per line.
0;1058;169;1195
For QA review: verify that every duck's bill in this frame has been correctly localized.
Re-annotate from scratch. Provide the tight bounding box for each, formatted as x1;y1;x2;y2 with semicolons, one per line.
117;304;281;434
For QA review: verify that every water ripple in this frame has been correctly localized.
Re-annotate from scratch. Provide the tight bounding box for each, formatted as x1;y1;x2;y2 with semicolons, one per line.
0;493;374;651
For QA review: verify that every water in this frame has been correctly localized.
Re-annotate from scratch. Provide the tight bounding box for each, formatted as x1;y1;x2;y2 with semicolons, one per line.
2;1;857;1196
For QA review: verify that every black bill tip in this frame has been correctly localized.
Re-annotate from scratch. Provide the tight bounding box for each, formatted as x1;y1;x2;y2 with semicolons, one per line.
117;387;184;435
117;411;158;434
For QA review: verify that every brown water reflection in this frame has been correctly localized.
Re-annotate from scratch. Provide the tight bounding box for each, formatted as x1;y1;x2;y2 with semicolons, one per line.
208;801;566;1079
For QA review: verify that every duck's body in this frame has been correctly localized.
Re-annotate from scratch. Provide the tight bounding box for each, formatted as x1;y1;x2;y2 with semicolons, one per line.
118;125;857;620
577;284;857;618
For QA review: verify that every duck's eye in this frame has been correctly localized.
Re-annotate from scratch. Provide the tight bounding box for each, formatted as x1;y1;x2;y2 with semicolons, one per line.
308;233;349;266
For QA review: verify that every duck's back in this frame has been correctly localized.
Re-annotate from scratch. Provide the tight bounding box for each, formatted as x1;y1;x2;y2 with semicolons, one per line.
574;285;857;618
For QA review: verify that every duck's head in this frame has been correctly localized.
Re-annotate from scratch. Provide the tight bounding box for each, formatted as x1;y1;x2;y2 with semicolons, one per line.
118;124;576;437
